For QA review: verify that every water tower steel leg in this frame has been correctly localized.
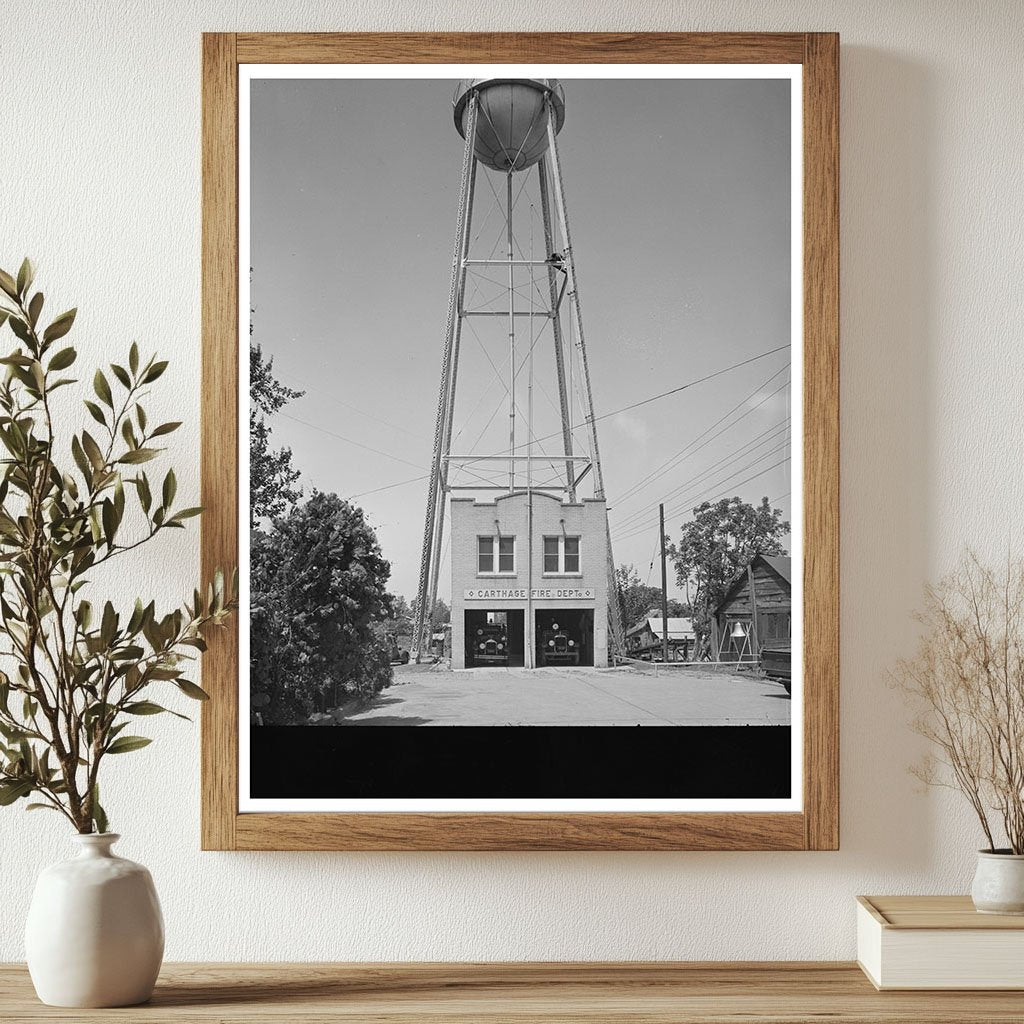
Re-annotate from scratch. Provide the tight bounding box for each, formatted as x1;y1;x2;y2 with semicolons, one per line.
424;156;478;641
544;101;625;657
603;516;625;657
544;104;605;502
537;156;576;502
413;96;478;663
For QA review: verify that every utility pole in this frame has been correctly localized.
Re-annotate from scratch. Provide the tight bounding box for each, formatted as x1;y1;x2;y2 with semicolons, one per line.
659;503;669;664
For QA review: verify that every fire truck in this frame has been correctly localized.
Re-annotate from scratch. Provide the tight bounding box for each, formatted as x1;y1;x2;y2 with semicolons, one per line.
473;622;509;664
538;621;581;666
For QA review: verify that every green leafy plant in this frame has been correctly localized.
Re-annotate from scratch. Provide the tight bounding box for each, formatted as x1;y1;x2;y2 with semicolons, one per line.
0;259;235;833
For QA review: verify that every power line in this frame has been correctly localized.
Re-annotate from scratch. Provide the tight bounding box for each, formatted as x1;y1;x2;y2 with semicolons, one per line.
349;473;429;500
613;443;792;543
594;344;788;428
277;411;426;470
611;418;791;534
459;343;791;464
609;365;790;509
615;455;792;544
278;370;422;440
273;344;791;513
615;442;790;542
700;459;792;511
612;416;790;531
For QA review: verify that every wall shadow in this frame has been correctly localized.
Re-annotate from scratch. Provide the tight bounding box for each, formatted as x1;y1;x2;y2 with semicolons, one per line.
833;45;935;870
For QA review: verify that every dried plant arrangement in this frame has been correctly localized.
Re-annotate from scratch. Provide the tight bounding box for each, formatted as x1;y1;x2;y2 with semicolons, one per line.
0;259;235;834
895;551;1024;854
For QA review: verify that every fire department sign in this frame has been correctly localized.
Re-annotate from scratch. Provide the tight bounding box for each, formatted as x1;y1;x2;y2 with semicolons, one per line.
464;588;595;601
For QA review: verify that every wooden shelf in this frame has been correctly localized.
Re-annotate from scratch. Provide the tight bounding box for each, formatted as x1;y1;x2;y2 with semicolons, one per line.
4;962;1024;1022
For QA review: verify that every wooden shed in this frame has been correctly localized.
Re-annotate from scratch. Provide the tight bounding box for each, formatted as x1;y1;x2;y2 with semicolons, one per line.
712;555;791;662
625;617;695;661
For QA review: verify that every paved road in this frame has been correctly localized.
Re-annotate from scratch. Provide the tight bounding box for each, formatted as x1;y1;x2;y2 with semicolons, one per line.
336;664;790;727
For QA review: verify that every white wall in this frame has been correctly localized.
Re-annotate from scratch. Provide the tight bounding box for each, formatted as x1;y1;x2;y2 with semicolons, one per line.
2;0;1022;961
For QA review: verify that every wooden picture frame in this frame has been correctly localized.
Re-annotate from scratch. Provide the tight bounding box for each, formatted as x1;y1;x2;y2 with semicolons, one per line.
201;32;838;851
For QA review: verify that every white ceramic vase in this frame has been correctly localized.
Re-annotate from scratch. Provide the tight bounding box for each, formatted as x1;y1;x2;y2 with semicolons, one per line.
971;850;1024;914
25;833;164;1007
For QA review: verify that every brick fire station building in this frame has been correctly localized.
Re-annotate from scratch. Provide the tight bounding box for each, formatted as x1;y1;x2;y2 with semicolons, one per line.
450;491;609;670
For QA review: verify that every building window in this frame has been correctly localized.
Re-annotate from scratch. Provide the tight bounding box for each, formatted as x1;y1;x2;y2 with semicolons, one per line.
478;535;515;575
564;536;580;573
543;535;581;575
543;537;559;573
498;537;514;573
478;536;493;573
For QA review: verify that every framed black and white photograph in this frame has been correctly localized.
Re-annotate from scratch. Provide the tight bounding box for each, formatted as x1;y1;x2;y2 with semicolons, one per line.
201;33;839;851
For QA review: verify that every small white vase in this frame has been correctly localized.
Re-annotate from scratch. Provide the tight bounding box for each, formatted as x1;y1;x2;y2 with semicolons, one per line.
971;850;1024;914
25;833;164;1007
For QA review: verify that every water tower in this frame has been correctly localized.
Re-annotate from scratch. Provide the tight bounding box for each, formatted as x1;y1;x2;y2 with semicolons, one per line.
412;79;624;666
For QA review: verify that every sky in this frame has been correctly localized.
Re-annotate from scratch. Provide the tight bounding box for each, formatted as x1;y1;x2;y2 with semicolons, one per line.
250;75;793;603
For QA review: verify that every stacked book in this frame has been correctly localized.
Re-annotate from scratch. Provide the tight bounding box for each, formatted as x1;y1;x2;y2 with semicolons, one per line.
857;895;1024;989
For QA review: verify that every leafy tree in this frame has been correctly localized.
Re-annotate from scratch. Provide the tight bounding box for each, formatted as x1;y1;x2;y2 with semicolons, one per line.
0;260;235;832
387;594;412;634
250;343;302;526
431;597;451;627
614;566;688;628
409;595;451;632
615;564;665;630
251;491;392;722
670;496;789;656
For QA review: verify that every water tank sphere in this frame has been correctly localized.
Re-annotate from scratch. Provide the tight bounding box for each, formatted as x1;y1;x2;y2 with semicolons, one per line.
453;79;566;173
